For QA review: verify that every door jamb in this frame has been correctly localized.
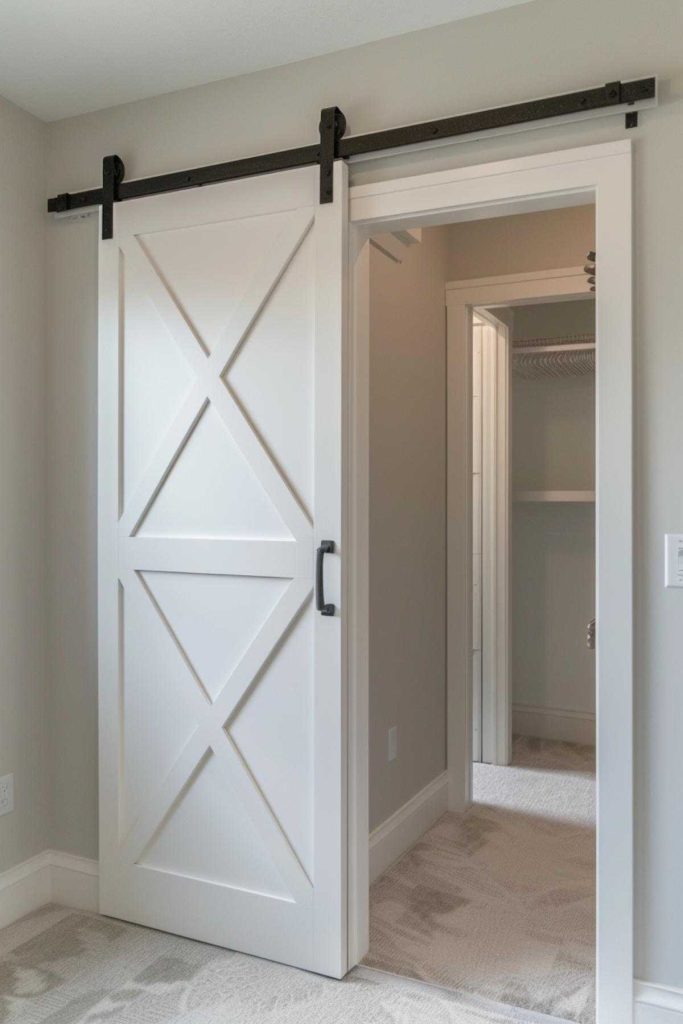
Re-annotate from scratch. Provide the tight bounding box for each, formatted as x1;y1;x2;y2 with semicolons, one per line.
472;306;511;768
345;141;633;1023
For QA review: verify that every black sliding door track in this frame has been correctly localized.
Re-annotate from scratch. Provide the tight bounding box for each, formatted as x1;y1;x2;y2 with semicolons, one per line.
47;76;655;238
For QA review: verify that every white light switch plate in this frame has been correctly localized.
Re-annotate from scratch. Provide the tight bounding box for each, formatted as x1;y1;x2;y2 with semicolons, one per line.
0;774;14;816
665;534;683;588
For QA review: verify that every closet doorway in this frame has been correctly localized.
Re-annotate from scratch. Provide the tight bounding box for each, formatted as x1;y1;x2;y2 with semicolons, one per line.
454;271;597;769
348;142;634;1024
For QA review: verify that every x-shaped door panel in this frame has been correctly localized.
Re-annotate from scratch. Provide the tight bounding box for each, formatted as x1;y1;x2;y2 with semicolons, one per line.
115;207;317;906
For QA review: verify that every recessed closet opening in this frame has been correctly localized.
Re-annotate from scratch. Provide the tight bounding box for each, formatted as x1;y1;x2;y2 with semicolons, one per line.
361;205;597;1024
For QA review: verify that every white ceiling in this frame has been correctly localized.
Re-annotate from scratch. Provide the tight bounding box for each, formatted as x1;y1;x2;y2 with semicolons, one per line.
0;0;533;122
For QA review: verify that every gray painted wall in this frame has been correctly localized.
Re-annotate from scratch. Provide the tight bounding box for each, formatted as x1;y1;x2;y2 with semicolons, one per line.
0;96;49;872
39;0;683;988
368;229;450;831
447;206;595;280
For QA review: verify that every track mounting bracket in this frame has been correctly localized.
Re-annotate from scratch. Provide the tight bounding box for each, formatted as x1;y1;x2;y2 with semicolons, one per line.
319;107;347;204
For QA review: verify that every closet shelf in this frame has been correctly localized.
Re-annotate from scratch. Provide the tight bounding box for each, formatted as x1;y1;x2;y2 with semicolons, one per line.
514;490;595;503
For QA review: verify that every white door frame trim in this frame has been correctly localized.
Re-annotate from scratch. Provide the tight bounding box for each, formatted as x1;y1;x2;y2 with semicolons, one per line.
472;307;511;768
448;267;593;771
346;140;633;1024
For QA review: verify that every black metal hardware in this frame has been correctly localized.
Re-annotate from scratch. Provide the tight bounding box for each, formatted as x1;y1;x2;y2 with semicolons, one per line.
625;110;638;129
52;193;72;213
101;155;125;240
316;540;335;617
49;145;320;214
319;106;347;204
337;78;652;159
604;81;622;104
47;77;655;217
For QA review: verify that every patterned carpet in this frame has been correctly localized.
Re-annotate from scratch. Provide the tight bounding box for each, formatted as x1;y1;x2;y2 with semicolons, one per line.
0;737;592;1023
364;737;596;1024
1;904;571;1024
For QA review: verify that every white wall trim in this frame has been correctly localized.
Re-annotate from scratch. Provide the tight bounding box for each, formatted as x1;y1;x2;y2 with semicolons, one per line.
445;265;590;294
478;309;511;767
635;982;683;1022
0;851;99;929
369;772;448;884
512;702;596;746
50;851;99;912
0;852;53;930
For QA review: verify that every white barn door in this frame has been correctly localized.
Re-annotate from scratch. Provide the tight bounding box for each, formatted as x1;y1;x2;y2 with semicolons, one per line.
98;164;347;976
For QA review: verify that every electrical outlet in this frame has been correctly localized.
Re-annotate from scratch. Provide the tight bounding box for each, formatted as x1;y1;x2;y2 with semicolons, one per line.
388;726;398;763
0;774;14;816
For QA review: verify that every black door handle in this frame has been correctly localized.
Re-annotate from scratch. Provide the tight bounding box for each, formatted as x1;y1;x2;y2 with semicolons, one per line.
316;540;335;616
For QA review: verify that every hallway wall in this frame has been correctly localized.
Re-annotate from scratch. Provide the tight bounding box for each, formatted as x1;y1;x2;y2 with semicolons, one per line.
447;205;595;280
0;95;49;872
368;228;450;830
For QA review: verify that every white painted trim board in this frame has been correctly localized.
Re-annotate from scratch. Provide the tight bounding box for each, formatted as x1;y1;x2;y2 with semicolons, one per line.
512;703;596;746
477;309;511;767
369;772;448;883
0;851;99;929
0;853;52;931
635;982;683;1023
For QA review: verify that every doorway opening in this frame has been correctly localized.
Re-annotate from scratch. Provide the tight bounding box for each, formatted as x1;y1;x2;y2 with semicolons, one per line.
469;292;597;769
362;214;596;1022
346;151;629;1022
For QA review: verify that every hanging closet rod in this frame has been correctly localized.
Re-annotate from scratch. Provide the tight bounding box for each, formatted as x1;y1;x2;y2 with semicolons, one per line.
512;335;596;380
513;342;595;355
47;76;656;239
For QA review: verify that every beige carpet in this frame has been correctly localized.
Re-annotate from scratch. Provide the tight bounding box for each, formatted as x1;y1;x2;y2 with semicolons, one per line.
364;737;595;1024
1;903;575;1024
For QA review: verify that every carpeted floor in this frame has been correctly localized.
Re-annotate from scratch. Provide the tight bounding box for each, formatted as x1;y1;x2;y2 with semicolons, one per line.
364;736;596;1024
0;736;592;1024
1;904;572;1024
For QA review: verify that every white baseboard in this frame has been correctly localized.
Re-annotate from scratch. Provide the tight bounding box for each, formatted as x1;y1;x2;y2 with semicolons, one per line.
369;772;448;883
512;702;595;746
0;852;53;930
50;851;99;912
0;850;99;929
635;982;683;1022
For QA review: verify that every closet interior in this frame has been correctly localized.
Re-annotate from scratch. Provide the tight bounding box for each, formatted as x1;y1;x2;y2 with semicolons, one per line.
509;297;596;746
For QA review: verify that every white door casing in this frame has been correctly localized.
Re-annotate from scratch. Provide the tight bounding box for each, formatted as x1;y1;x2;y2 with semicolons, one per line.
478;309;511;767
471;319;484;764
470;310;510;767
98;163;348;976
